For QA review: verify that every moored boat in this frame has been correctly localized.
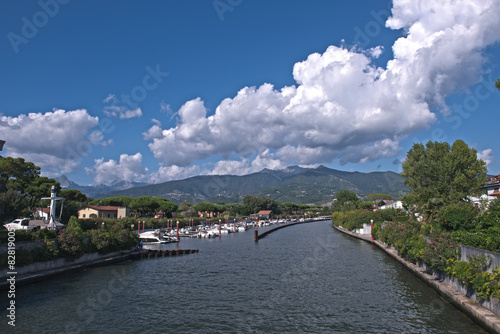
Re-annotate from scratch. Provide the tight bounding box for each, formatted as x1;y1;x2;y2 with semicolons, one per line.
139;230;171;244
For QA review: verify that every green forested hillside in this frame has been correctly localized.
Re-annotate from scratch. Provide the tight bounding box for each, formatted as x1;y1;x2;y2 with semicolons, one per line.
91;165;408;204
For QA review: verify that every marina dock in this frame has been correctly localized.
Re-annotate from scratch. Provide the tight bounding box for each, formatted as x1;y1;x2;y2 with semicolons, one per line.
130;249;199;259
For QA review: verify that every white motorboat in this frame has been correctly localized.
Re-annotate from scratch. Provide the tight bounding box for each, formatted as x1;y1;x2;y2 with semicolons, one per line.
197;229;218;238
139;230;171;244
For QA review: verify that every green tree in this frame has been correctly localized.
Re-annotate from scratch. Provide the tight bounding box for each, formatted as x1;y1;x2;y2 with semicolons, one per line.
367;193;392;208
25;176;60;210
495;78;500;90
0;157;40;191
194;201;217;213
89;196;132;207
154;197;178;217
58;190;90;224
360;201;375;210
242;195;282;214
177;201;197;217
178;202;192;212
0;157;59;213
319;205;331;215
129;196;159;217
478;198;500;230
59;189;88;203
221;203;242;217
282;202;300;215
0;189;29;221
401;140;487;221
437;202;480;231
332;190;360;212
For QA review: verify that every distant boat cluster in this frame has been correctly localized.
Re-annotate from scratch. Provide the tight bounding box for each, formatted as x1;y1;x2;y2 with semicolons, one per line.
138;218;316;243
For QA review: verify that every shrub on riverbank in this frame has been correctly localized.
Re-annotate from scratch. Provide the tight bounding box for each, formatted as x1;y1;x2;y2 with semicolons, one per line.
421;231;459;271
0;218;140;268
331;208;404;231
57;228;84;259
332;208;500;298
88;224;138;254
446;255;500;300
376;220;500;298
0;228;58;243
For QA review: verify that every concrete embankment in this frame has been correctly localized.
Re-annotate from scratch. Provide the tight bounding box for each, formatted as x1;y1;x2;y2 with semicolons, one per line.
255;218;326;240
332;224;500;334
0;248;198;290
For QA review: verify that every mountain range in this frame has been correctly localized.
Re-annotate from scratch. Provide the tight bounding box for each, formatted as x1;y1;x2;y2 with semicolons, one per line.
55;175;148;198
57;166;408;205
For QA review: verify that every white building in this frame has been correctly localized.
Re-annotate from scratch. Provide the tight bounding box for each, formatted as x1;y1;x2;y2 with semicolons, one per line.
379;200;404;210
471;174;500;205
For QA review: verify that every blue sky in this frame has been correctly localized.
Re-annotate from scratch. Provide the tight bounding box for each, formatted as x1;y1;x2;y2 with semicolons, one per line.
1;0;499;186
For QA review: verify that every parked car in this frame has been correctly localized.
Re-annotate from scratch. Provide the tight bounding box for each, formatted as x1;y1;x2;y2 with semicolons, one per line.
3;218;65;231
4;218;38;231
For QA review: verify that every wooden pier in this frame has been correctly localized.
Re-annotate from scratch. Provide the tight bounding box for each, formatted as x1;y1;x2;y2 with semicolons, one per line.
130;249;199;260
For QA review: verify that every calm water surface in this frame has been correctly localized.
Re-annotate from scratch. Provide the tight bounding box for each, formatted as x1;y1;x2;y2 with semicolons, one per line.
0;221;487;333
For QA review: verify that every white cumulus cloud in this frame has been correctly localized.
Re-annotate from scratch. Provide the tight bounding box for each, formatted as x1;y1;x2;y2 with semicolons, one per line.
0;109;99;174
103;105;143;119
142;0;500;178
478;148;494;167
85;153;150;184
150;165;201;184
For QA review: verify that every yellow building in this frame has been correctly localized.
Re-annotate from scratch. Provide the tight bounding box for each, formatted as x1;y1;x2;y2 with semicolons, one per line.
78;205;130;219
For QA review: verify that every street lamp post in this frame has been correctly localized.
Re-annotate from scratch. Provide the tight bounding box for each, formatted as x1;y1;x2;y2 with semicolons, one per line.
176;221;179;242
370;219;374;243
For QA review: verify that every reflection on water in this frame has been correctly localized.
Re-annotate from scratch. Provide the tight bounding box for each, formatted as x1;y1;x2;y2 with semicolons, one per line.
0;221;486;333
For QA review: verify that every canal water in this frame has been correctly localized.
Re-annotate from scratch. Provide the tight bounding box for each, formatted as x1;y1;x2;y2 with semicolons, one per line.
1;220;486;333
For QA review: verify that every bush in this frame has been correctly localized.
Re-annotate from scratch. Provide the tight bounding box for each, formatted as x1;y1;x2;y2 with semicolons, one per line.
32;228;58;240
371;222;381;240
12;230;35;242
451;230;500;254
57;229;84;259
446;255;500;300
89;223;138;254
438;202;480;231
332;208;408;231
89;229;111;253
406;234;427;263
371;208;499;298
378;220;422;256
421;231;459;271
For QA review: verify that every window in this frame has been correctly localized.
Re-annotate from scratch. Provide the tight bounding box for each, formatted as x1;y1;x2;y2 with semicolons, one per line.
83;214;86;218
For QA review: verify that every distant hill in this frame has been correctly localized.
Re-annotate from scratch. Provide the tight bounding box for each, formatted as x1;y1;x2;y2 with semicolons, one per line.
78;165;408;205
55;175;148;198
